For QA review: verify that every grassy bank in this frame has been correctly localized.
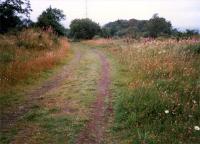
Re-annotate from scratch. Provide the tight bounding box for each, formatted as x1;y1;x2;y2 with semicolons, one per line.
102;38;200;143
0;29;69;87
0;29;70;143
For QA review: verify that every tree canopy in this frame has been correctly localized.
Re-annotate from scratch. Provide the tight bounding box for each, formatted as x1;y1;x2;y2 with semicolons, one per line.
102;14;173;38
147;14;172;38
37;6;66;36
102;19;149;38
0;0;32;33
70;18;101;39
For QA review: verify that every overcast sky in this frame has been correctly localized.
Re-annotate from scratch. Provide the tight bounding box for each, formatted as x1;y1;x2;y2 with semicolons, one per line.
30;0;200;30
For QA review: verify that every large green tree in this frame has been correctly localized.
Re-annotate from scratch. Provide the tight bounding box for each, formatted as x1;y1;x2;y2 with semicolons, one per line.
37;6;66;36
147;14;172;38
70;18;101;39
0;0;32;33
102;19;148;37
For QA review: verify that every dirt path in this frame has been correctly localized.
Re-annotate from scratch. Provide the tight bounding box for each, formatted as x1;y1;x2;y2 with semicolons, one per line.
76;50;111;144
1;46;113;144
1;50;82;130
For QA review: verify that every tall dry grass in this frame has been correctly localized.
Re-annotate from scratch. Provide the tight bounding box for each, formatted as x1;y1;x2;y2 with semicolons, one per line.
107;38;200;143
0;29;69;87
109;39;200;79
83;38;113;46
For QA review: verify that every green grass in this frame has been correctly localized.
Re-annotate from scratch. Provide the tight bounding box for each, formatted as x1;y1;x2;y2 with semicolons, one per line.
19;44;101;143
104;39;200;144
22;106;84;144
0;43;102;144
109;57;199;143
0;127;18;144
1;39;199;143
0;51;73;144
0;51;73;114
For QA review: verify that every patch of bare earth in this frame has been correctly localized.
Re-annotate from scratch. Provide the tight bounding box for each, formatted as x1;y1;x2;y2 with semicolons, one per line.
76;50;112;144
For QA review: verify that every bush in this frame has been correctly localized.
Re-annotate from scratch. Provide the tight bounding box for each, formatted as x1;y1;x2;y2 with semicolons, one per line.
16;29;59;50
70;18;101;40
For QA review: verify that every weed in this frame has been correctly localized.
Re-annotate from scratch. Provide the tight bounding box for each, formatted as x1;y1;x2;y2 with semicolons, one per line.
105;38;200;143
0;29;69;87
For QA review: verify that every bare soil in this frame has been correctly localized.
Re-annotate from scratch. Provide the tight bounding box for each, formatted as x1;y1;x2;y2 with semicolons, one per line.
76;50;111;144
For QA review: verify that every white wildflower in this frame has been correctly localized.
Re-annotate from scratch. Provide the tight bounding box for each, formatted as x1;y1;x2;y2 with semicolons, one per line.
165;110;169;114
188;115;193;118
192;100;197;104
194;126;200;131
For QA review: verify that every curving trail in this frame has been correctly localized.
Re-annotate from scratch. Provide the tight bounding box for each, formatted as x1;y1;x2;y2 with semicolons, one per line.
76;50;111;144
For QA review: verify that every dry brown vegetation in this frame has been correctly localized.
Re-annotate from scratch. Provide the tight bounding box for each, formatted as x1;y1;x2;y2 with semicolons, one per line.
105;38;200;143
0;29;69;88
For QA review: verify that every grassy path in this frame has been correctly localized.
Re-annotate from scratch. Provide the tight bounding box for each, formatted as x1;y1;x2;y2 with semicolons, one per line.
0;42;114;144
1;50;82;131
76;50;111;144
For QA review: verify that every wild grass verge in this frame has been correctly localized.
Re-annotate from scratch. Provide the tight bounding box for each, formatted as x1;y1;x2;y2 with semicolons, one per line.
0;28;69;126
107;38;200;143
0;29;69;88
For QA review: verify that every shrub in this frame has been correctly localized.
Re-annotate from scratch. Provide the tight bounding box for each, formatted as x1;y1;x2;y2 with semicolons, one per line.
70;18;101;40
16;28;59;50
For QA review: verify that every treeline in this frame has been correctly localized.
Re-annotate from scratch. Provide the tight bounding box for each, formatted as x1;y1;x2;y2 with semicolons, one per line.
102;14;199;39
0;0;199;39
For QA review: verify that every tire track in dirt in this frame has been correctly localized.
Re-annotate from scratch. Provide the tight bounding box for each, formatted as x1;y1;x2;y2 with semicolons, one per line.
1;50;82;130
76;50;111;144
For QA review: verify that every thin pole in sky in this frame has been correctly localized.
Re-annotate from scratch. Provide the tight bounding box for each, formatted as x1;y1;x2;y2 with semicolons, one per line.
85;0;88;18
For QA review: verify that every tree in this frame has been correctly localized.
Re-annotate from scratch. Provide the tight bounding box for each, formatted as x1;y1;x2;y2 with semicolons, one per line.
0;0;32;33
70;18;101;39
147;14;172;38
101;27;112;38
102;19;148;37
37;6;66;36
185;29;199;38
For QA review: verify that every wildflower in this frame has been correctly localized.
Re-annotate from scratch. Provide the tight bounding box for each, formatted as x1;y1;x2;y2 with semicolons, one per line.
194;126;200;131
165;110;169;114
192;100;197;104
188;115;193;118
